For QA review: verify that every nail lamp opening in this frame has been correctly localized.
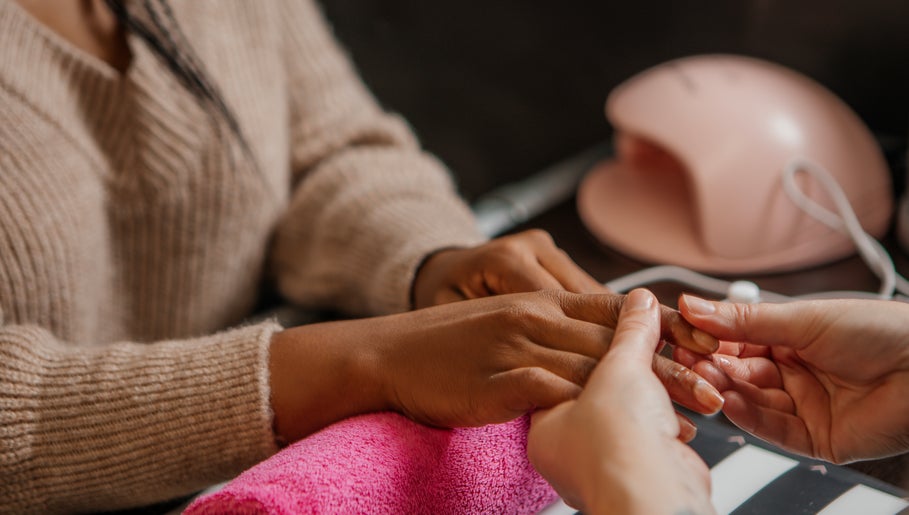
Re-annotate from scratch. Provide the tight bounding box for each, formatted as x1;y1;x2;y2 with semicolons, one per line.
577;54;894;274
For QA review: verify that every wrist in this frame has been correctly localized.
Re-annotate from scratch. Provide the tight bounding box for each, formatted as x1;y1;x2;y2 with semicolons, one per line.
582;455;645;515
586;474;692;515
583;438;697;515
268;319;391;444
411;246;463;309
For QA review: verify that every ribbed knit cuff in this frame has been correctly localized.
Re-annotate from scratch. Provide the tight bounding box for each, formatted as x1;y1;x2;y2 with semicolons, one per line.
0;321;281;513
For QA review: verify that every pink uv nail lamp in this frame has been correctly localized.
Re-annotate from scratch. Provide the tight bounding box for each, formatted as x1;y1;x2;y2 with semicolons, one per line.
577;54;893;274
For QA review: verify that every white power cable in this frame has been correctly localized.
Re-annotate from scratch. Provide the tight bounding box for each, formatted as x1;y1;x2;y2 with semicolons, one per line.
605;157;909;303
781;157;909;299
604;266;790;303
471;149;908;303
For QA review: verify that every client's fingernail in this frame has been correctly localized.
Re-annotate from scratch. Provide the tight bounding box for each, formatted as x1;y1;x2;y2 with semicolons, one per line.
678;418;697;443
682;294;716;316
625;289;654;311
694;380;725;413
691;329;719;353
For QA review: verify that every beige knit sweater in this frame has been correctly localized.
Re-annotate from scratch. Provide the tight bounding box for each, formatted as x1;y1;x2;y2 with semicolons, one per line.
0;0;485;512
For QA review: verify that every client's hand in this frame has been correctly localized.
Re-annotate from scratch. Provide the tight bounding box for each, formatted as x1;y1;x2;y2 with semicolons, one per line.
269;290;721;443
676;295;909;463
412;229;605;309
528;289;715;515
411;230;722;431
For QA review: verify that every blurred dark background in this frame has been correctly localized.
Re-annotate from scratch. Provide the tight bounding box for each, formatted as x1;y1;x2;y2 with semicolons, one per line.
318;0;909;201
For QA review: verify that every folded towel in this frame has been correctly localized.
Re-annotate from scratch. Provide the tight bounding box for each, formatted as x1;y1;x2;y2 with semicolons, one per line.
184;412;558;514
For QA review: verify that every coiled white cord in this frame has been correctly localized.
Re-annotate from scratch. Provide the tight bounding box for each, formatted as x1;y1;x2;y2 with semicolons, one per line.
604;266;789;303
782;157;909;299
606;157;909;303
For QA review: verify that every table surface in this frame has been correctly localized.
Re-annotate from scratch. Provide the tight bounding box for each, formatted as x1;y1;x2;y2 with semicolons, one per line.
512;195;909;488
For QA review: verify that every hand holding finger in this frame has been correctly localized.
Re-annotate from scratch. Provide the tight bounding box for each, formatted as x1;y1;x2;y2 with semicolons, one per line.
528;289;714;513
679;294;823;350
556;292;718;355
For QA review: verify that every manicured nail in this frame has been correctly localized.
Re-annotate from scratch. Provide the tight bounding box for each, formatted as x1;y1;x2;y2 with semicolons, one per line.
694;380;725;413
682;294;716;316
678;417;697;442
625;289;654;311
691;329;719;353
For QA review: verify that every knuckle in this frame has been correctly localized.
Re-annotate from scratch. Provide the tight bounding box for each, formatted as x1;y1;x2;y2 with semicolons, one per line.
519;366;545;381
526;229;554;245
538;288;566;305
617;316;657;336
496;234;528;255
653;356;692;384
505;289;560;313
671;364;697;385
498;242;522;258
733;303;758;340
496;297;547;331
513;366;547;387
497;303;529;327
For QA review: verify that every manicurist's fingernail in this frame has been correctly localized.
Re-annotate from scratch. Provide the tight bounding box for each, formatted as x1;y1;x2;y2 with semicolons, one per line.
682;294;716;316
625;289;654;311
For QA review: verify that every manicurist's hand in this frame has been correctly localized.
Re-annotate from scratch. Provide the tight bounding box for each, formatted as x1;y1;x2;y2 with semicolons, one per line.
269;290;720;444
528;289;715;515
675;295;909;463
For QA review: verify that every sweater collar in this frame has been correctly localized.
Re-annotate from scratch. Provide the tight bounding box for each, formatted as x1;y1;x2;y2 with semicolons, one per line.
0;0;151;173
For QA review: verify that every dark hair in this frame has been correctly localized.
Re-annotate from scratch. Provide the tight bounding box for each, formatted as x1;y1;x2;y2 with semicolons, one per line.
103;0;256;169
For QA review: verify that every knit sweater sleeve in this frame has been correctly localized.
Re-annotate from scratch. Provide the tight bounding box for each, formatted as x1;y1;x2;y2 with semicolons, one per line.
0;320;281;514
268;0;487;316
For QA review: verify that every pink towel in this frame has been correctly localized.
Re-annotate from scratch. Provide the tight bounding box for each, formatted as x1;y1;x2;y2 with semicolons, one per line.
184;412;558;514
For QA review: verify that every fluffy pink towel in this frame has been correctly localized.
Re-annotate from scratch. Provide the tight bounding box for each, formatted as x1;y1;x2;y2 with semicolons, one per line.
184;412;558;514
